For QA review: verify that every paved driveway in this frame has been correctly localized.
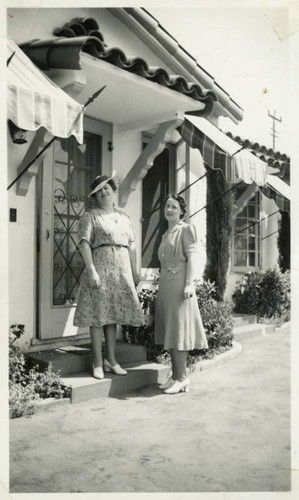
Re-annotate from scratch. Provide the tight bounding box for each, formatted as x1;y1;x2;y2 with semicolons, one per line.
9;327;291;493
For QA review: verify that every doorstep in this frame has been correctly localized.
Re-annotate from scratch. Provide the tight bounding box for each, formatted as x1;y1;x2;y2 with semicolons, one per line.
24;341;147;376
61;362;170;403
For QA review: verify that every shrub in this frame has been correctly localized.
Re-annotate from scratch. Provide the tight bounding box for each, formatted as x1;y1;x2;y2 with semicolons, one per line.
232;268;290;322
123;277;166;363
9;380;39;418
195;280;233;351
9;324;71;418
123;278;234;365
258;269;290;321
232;272;264;314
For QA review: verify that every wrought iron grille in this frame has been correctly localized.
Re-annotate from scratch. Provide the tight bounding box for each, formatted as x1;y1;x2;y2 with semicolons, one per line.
53;189;86;305
52;134;100;305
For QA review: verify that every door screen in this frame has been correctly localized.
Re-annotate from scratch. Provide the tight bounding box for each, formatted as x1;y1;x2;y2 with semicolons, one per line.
52;133;101;305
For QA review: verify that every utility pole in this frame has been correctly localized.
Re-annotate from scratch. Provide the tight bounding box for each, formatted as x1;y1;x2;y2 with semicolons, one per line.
268;109;282;150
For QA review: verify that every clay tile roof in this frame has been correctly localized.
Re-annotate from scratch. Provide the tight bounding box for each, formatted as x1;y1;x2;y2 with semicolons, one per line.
225;131;290;183
19;16;218;108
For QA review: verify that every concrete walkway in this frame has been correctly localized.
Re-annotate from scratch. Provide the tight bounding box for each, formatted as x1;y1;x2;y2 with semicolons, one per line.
9;326;291;493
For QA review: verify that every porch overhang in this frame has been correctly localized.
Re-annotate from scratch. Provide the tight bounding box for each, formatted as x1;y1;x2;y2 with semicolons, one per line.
179;115;268;187
47;52;211;133
7;39;84;144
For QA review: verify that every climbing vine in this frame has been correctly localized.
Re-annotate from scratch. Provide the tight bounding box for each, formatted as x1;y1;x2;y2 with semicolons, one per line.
203;169;233;300
277;211;290;272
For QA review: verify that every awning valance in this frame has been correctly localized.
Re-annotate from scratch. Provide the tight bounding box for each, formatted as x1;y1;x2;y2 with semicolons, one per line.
261;175;290;213
7;39;83;144
179;116;268;186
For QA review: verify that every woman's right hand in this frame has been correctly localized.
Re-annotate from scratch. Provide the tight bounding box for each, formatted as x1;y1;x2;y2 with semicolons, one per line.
88;270;101;289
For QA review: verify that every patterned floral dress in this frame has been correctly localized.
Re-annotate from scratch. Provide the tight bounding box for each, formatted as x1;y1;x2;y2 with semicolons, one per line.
155;222;208;351
73;208;144;327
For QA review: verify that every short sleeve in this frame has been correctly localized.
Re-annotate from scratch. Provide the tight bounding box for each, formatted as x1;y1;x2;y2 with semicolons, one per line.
182;224;198;255
77;212;94;245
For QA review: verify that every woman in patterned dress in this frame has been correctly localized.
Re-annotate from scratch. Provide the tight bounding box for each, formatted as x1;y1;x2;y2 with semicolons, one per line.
155;194;208;394
73;175;144;379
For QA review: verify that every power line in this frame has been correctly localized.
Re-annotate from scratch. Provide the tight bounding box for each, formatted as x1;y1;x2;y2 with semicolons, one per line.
268;109;282;150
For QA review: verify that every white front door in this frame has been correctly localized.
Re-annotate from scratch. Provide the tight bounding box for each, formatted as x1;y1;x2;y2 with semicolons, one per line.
38;118;111;340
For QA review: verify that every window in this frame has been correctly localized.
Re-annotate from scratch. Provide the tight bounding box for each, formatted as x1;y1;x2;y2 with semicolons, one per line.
233;187;261;271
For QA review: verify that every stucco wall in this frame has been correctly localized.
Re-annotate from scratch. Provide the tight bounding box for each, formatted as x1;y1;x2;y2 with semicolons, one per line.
112;126;143;268
260;195;280;270
188;147;207;279
7;131;37;348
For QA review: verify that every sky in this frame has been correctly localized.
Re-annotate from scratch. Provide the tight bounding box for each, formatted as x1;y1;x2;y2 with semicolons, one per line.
148;4;294;155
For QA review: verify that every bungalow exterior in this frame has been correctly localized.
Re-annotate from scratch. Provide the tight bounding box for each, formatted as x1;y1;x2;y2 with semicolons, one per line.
6;7;290;351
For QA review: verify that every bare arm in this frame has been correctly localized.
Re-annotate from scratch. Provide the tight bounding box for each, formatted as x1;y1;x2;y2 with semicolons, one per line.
79;240;101;288
128;241;140;287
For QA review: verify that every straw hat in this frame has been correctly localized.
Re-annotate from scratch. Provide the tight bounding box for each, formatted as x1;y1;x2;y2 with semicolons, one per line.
88;175;117;197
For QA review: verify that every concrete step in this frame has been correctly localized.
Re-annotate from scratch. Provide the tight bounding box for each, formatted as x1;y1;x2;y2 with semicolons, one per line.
262;322;290;335
61;362;170;403
25;342;147;377
233;320;290;337
233;323;263;336
232;314;257;327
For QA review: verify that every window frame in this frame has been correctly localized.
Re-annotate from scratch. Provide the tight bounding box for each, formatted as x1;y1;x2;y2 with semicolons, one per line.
232;187;262;273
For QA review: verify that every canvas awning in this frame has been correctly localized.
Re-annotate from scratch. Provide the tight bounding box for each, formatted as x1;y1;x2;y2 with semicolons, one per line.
261;175;290;213
7;39;84;144
179;115;268;186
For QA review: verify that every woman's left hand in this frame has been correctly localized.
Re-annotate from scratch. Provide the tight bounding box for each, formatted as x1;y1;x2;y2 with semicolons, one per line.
133;272;140;287
184;284;195;299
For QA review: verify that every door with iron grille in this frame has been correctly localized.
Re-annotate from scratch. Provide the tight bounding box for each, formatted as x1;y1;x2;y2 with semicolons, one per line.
38;120;111;339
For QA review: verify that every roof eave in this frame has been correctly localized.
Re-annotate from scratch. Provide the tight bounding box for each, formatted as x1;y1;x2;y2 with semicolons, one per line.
110;7;243;123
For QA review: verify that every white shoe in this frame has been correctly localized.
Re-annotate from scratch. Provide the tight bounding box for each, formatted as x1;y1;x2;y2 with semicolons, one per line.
104;359;127;375
158;377;175;390
92;364;104;379
164;378;190;394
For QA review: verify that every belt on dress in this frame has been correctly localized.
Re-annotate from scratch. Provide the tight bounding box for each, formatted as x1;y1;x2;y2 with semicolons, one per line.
91;243;128;251
161;264;186;274
161;264;186;269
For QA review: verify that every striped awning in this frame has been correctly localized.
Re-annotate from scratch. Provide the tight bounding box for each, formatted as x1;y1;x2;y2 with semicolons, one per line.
179;116;268;186
7;39;84;144
261;175;290;213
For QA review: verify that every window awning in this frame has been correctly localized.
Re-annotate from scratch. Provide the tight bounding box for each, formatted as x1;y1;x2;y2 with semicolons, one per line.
179;115;268;186
261;175;290;213
7;39;84;144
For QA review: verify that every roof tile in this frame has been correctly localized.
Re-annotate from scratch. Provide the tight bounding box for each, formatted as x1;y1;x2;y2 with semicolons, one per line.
225;131;290;183
19;16;218;108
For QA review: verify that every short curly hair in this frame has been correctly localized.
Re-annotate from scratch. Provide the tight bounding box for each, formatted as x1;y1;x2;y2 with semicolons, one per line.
165;194;187;219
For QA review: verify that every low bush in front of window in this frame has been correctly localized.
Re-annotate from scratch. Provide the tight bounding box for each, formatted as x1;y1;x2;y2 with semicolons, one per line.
232;268;290;322
123;278;234;366
232;271;264;315
9;324;71;419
